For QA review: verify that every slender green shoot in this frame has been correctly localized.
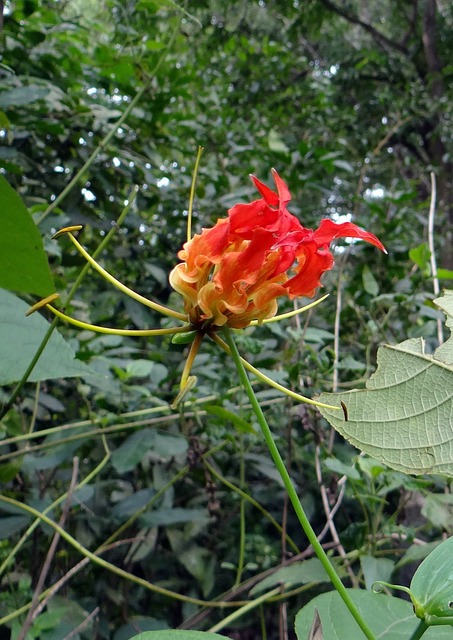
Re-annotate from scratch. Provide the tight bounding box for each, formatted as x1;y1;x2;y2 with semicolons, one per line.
222;326;377;640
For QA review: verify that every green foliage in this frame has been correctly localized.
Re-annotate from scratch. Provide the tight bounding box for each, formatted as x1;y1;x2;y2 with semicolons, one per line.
1;0;453;639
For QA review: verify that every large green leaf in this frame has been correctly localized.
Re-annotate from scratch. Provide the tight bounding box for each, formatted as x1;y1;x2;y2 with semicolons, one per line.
0;174;54;296
0;289;91;384
129;632;231;640
295;589;453;639
317;291;453;476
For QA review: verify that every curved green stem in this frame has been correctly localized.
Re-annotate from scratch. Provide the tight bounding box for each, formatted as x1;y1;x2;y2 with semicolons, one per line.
211;332;340;411
63;232;187;321
208;587;281;634
252;294;329;325
46;304;189;335
0;435;111;578
222;326;377;640
203;459;300;555
0;494;245;609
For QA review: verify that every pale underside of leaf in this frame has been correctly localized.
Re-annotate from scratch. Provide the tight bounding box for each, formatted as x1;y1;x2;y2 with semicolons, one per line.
318;291;453;477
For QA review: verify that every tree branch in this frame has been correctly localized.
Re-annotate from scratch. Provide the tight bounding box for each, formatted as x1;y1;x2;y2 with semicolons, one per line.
318;0;409;54
422;0;443;97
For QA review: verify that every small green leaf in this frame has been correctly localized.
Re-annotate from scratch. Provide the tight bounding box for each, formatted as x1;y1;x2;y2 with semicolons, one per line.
409;243;430;271
111;429;156;474
0;175;54;296
362;265;379;296
323;458;360;480
421;493;453;529
268;128;290;153
126;359;155;378
205;405;256;433
360;555;394;591
437;268;453;280
139;508;209;528
395;541;440;569
171;330;198;345
0;515;31;539
0;289;91;384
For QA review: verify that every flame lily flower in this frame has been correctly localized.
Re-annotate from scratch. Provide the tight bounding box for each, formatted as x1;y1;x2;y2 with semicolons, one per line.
169;169;385;330
29;170;385;411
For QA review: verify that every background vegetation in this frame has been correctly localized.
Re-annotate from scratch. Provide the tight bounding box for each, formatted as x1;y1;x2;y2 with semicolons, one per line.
0;1;452;638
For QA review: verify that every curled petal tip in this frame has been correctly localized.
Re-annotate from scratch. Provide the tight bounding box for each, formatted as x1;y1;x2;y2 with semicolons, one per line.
26;293;60;316
52;225;83;240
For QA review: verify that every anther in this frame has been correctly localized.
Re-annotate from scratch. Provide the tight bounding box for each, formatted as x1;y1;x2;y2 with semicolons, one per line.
26;293;60;316
52;225;83;239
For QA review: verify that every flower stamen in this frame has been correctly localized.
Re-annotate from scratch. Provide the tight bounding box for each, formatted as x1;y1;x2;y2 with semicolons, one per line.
26;293;60;316
210;333;341;411
44;303;190;337
187;146;203;243
55;229;187;322
251;294;329;325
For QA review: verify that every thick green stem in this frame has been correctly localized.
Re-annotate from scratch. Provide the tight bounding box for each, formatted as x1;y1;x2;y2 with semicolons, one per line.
223;326;377;640
408;621;430;640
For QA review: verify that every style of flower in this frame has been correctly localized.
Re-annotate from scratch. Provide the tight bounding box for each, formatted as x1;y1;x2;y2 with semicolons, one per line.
29;170;385;411
169;169;385;330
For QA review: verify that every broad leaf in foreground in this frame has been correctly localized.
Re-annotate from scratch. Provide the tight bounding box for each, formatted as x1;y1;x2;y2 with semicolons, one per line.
318;291;453;476
0;289;91;384
0;175;54;296
129;632;231;640
295;589;453;639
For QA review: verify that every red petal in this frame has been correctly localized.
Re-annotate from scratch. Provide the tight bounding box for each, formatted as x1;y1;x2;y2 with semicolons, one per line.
229;199;279;237
250;174;279;207
312;219;386;252
285;245;334;297
271;168;291;207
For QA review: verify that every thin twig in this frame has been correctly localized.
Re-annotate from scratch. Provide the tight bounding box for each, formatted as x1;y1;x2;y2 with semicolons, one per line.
315;446;356;583
16;538;145;626
61;607;100;640
17;458;80;640
428;171;444;345
317;479;347;543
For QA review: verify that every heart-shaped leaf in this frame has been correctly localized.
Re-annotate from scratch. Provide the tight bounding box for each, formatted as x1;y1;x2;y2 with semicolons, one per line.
295;589;453;639
317;291;453;476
